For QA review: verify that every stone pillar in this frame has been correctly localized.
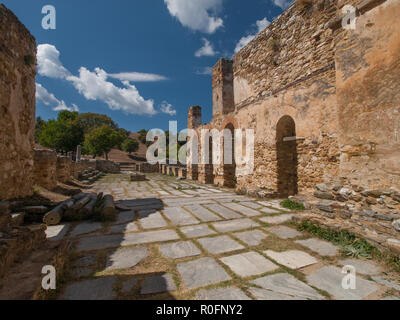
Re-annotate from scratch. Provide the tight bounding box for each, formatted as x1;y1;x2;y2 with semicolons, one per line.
76;145;81;162
212;59;234;118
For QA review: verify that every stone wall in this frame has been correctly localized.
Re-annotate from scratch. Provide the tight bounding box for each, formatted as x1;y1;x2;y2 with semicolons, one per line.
0;5;36;200
334;0;400;190
33;150;58;190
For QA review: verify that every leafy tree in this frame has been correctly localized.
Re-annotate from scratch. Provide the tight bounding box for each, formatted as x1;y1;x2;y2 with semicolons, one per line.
122;138;139;154
83;125;124;160
35;116;47;143
77;113;118;133
138;129;148;144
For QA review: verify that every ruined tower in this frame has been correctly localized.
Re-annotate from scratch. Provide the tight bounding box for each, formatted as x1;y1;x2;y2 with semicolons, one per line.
212;59;234;118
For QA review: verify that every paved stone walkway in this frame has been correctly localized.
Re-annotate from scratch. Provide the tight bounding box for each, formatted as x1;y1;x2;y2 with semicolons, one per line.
49;173;400;300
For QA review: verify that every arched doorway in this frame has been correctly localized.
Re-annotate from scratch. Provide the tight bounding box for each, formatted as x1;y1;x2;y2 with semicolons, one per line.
223;123;236;188
276;116;298;196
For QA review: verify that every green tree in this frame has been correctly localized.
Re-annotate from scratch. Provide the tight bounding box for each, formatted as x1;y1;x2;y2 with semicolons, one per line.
35;116;47;143
77;113;118;133
83;125;124;160
138;129;148;144
121;138;139;154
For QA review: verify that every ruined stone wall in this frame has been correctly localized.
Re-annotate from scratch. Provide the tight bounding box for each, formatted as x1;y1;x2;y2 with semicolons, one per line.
56;156;72;183
0;5;36;200
33;149;58;190
334;0;400;190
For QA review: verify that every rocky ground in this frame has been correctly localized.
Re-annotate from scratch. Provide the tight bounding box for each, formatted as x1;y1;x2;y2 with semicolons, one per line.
46;173;400;300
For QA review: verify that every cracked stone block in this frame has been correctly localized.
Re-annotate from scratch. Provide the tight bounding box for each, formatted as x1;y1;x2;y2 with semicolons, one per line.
196;287;251;300
264;250;318;269
180;224;216;238
159;241;201;259
212;218;260;233
105;246;149;271
141;274;177;294
260;214;294;224
222;203;260;217
339;259;382;275
295;238;339;256
138;210;167;229
61;276;117;300
234;230;267;246
177;258;231;289
203;204;242;219
184;204;222;222
163;207;199;226
46;224;70;241
306;266;379;300
70;222;102;238
198;236;244;254
266;226;302;239
220;252;279;277
251;273;324;300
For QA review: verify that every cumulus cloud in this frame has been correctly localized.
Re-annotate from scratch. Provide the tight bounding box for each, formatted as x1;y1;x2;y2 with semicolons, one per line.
195;38;217;57
164;0;224;34
37;44;164;116
67;67;156;115
234;17;271;53
160;101;177;116
273;0;294;10
195;67;213;75
36;83;79;112
108;72;168;82
37;44;71;79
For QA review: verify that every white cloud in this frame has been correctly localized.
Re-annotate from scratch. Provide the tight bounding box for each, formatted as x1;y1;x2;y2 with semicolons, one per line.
164;0;224;34
273;0;294;10
37;44;70;79
195;67;213;75
234;17;271;53
160;101;177;116
195;38;217;57
36;83;79;112
37;44;162;116
67;67;156;115
108;72;168;82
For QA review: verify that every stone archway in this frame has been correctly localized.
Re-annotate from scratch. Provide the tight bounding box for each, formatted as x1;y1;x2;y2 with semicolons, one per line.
276;115;298;196
222;123;236;188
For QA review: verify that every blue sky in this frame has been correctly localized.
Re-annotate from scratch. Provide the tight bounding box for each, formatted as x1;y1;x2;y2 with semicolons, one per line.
3;0;290;132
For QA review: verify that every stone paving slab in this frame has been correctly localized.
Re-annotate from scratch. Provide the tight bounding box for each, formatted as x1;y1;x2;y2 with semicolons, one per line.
180;224;216;238
77;229;180;251
212;218;260;233
138;210;167;229
122;279;137;293
260;214;294;225
240;202;263;209
220;252;278;277
248;288;301;300
105;246;149;271
184;204;222;222
339;259;381;275
198;236;244;254
222;203;260;217
306;266;379;300
75;254;96;267
260;207;282;215
61;276;117;300
251;273;324;300
114;211;135;225
196;287;251;300
108;222;138;234
141;274;177;294
266;226;303;239
177;258;231;289
163;207;199;226
70;222;103;238
203;204;242;219
233;230;268;246
264;250;318;269
371;276;400;291
46;224;70;241
295;238;339;257
159;241;201;259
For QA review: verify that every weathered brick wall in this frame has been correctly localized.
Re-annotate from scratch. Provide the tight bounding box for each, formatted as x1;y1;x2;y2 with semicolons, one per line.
335;0;400;190
0;5;36;200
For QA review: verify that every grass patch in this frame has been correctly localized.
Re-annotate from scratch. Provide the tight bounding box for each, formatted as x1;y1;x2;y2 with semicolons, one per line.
296;221;400;272
280;199;305;211
33;188;40;195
